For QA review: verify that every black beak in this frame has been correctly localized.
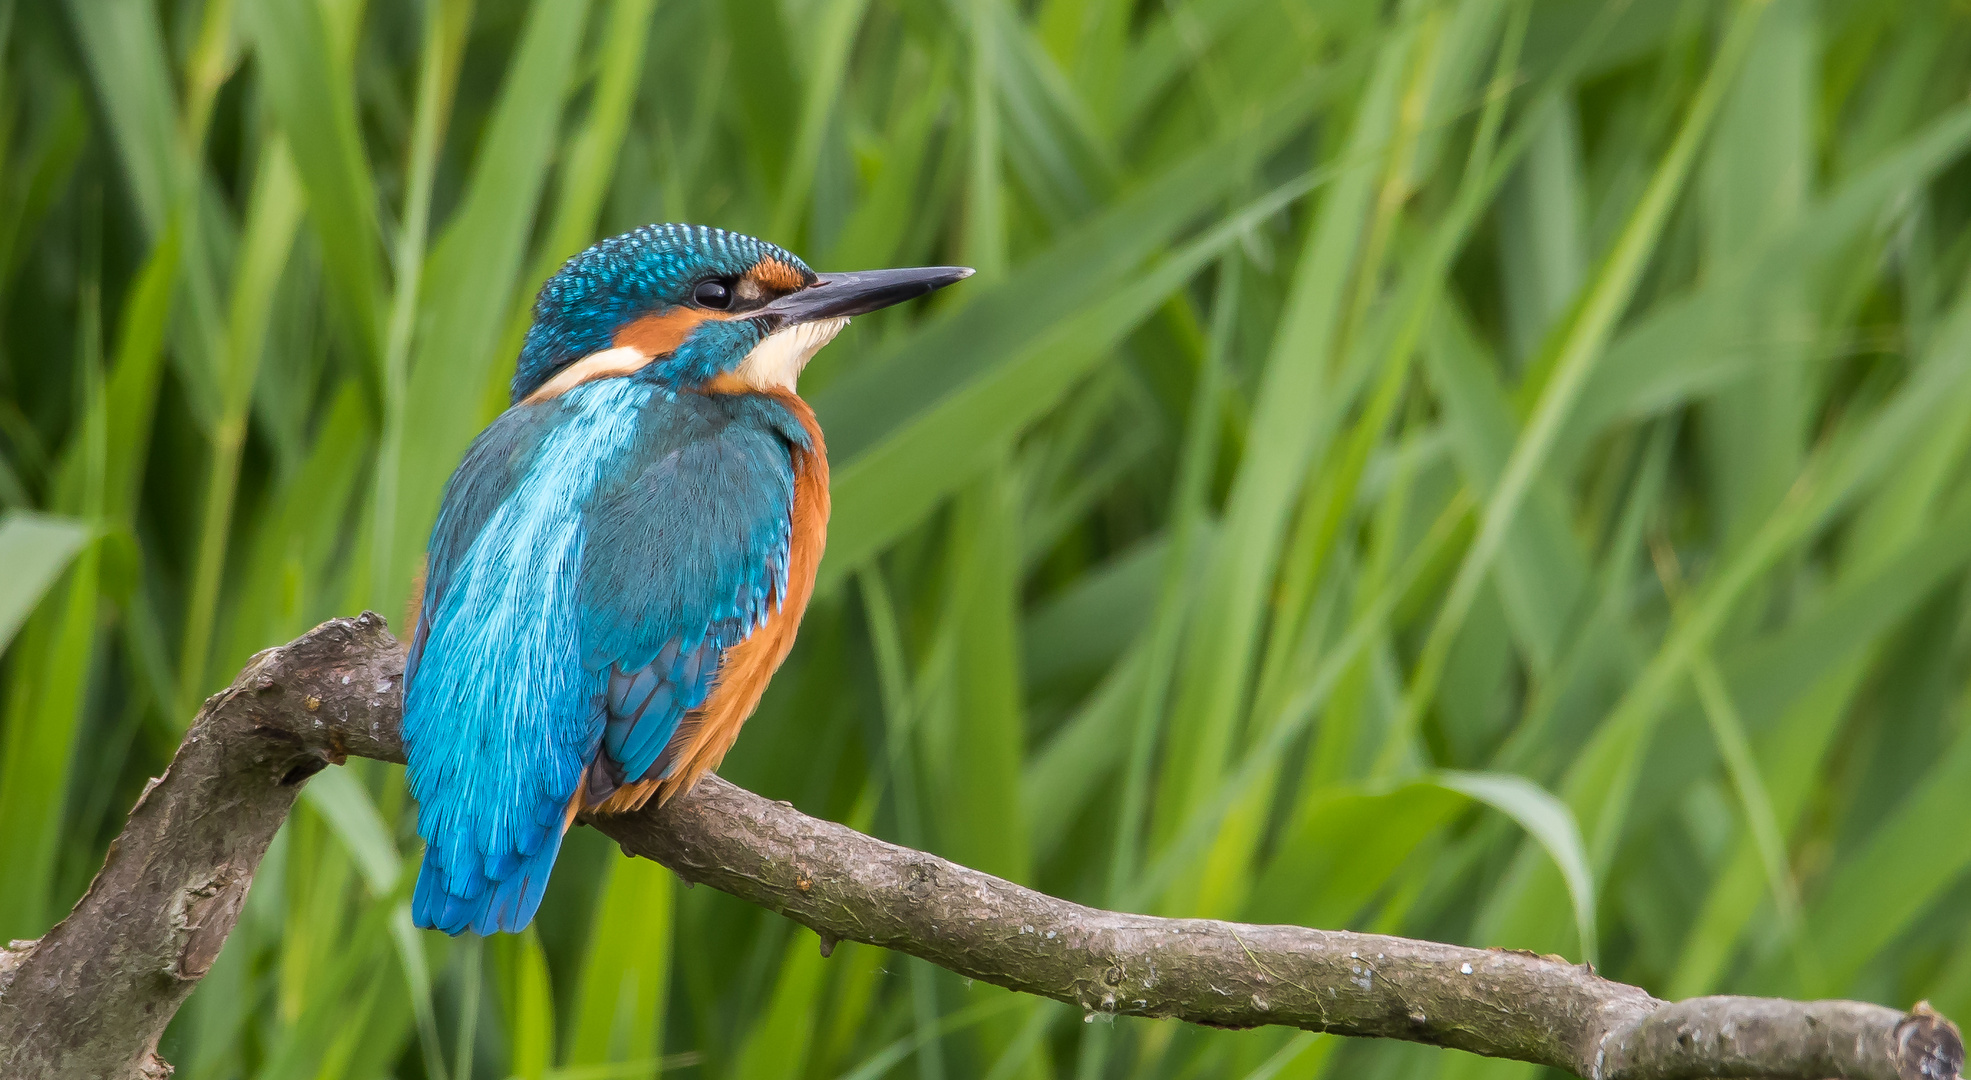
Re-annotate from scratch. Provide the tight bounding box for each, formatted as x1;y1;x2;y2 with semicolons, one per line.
757;265;973;329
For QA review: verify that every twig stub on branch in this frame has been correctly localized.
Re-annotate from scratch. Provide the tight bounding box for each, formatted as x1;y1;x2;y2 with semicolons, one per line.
0;615;1960;1080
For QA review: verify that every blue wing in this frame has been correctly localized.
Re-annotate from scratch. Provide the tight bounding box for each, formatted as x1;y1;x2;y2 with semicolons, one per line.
578;392;807;800
404;379;647;935
404;383;810;936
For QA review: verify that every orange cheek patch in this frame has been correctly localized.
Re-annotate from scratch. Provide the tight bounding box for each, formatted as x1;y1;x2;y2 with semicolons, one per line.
745;258;809;294
614;306;725;355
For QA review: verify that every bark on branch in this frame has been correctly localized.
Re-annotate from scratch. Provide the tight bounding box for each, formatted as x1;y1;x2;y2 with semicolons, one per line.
0;616;1961;1080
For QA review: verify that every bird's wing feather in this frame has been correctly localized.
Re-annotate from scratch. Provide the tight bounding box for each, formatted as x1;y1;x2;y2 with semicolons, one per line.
578;394;805;795
404;410;543;687
404;386;810;935
403;380;647;934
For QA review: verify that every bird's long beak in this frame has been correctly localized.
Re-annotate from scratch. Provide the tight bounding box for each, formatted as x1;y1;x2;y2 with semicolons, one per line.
757;266;973;329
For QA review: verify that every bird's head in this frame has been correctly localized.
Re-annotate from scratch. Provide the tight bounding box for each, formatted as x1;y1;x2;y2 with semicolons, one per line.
513;223;971;404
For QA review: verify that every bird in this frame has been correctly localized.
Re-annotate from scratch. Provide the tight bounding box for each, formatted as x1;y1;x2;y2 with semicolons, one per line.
401;223;971;936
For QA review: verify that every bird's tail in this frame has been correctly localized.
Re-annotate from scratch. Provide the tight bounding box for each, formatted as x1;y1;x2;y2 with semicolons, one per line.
412;819;569;936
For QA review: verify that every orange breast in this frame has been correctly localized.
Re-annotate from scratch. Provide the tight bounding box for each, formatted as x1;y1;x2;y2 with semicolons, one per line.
590;390;829;814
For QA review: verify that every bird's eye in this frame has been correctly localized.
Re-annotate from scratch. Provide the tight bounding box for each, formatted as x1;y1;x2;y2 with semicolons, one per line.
693;278;734;309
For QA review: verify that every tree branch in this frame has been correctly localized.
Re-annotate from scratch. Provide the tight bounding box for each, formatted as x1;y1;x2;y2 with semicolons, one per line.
0;616;1961;1080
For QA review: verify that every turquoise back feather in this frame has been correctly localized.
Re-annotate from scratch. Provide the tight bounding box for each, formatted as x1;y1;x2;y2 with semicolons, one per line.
404;377;805;934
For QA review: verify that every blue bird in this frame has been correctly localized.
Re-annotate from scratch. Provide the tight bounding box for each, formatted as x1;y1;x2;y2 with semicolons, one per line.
403;224;970;935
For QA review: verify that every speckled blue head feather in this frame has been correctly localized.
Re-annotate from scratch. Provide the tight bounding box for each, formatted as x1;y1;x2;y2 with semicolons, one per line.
512;224;814;402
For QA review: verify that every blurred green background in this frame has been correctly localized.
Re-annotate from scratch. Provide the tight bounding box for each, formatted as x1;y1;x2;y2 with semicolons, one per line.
3;0;1971;1076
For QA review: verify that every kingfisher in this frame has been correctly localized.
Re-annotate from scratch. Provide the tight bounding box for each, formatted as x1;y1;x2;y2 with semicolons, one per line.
402;223;970;935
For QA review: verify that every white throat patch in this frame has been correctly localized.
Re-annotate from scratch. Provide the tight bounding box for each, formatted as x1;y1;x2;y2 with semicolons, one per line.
732;316;849;393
